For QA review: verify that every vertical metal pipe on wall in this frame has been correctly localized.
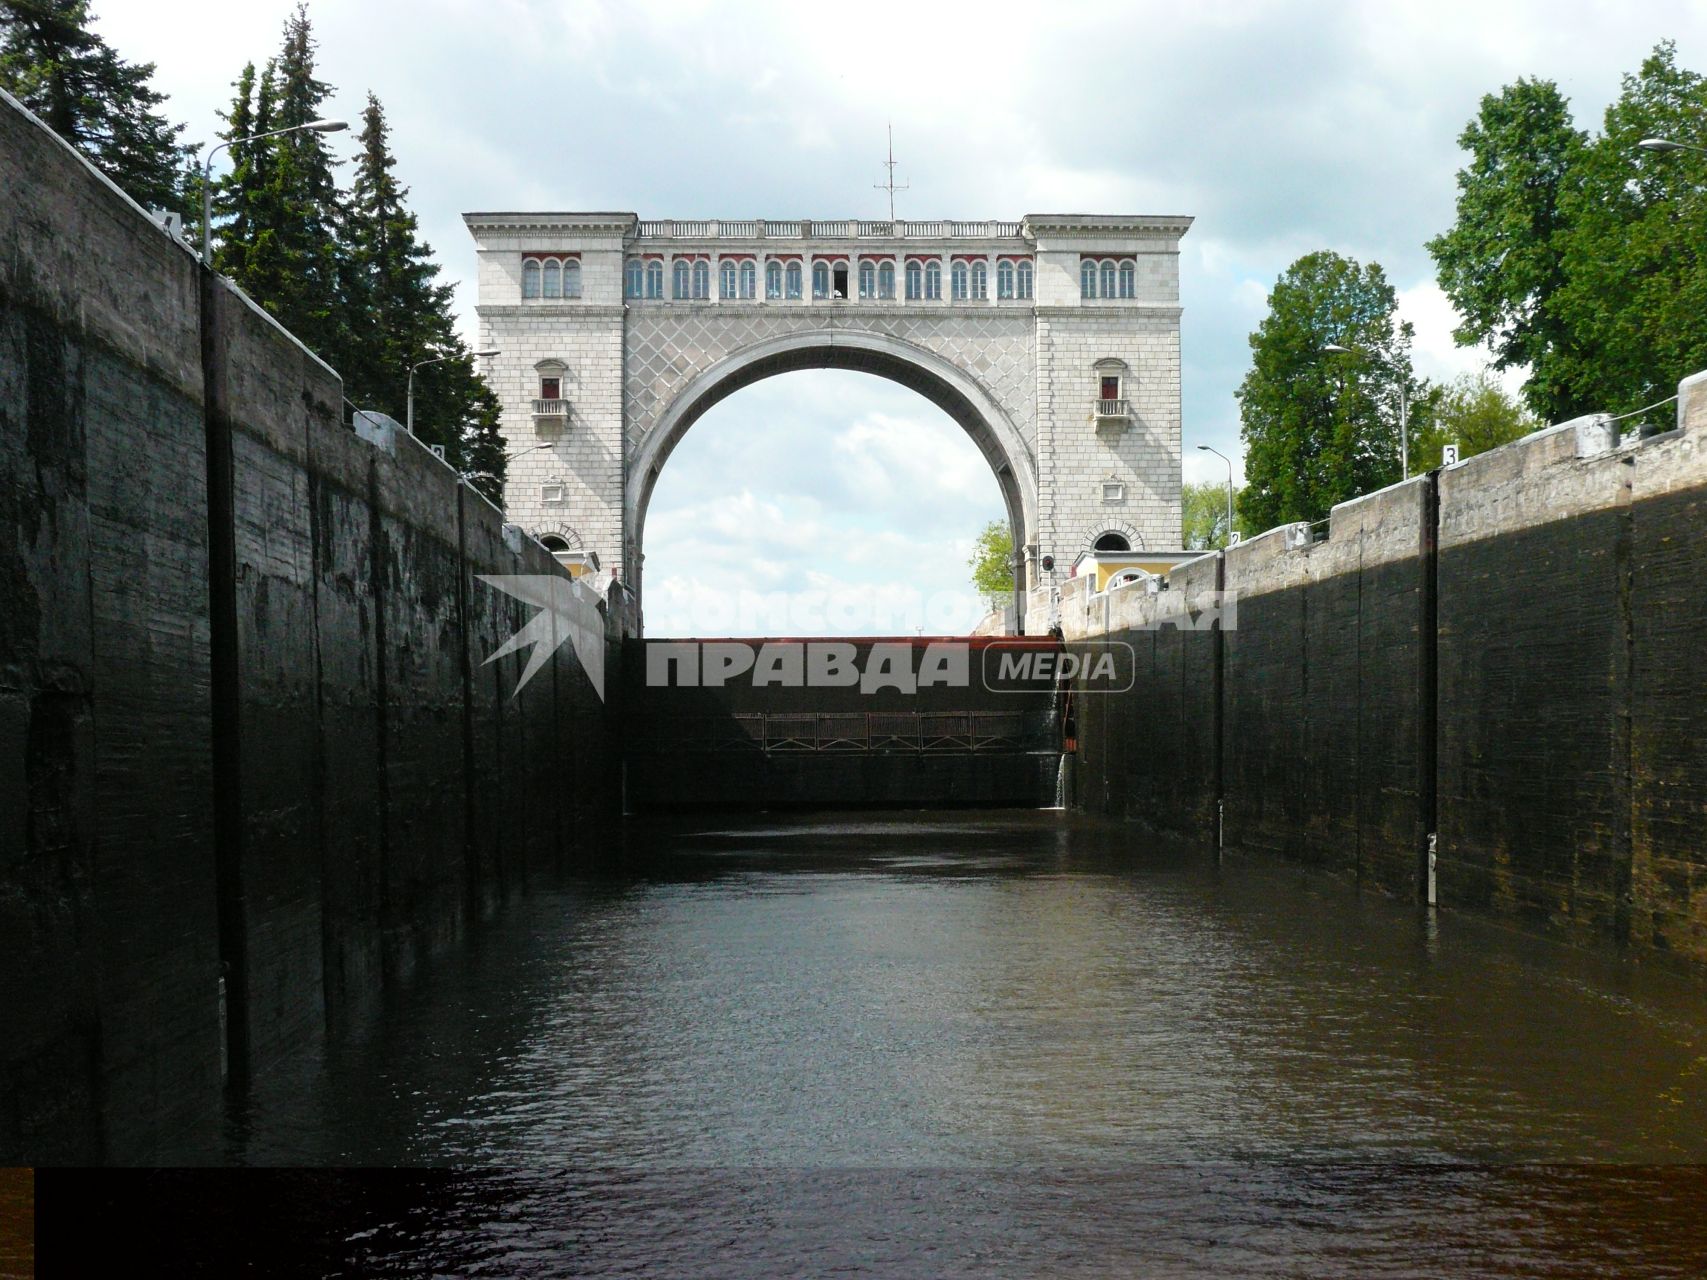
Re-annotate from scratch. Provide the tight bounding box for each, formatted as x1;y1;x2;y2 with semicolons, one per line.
199;268;249;1082
1418;472;1439;906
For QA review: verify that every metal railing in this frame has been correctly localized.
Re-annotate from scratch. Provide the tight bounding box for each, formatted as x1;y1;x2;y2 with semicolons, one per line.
632;219;1024;241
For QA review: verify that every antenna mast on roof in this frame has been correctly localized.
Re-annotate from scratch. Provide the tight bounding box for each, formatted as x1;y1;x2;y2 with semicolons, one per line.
874;123;909;222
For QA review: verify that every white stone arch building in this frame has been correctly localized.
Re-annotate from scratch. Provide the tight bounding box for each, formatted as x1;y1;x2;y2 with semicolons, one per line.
464;212;1190;633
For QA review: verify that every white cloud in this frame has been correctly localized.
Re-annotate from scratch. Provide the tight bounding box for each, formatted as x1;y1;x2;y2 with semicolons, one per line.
93;0;1707;622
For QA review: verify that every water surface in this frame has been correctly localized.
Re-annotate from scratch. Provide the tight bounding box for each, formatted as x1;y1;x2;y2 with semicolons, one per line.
135;811;1707;1274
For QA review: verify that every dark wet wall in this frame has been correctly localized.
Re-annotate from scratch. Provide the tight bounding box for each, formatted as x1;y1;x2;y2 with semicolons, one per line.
1072;417;1707;970
0;92;611;1164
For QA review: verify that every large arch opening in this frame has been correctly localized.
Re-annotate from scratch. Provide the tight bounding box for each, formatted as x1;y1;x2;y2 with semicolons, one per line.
628;331;1035;636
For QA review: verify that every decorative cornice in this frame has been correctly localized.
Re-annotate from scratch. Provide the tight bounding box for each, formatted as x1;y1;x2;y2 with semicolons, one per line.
1022;214;1194;237
476;304;627;319
1036;304;1184;319
464;212;638;236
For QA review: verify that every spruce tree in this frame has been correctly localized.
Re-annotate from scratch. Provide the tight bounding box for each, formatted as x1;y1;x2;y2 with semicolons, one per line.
0;0;194;212
342;91;505;497
215;4;346;365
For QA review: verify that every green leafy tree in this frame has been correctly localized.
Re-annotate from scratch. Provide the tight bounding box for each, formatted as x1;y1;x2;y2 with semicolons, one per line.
1427;78;1586;423
1408;372;1537;470
1550;42;1707;430
968;520;1014;604
341;91;504;496
0;0;194;211
1236;251;1420;532
1182;479;1239;550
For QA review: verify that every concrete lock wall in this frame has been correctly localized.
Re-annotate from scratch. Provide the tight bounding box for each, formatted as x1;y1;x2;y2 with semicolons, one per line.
1066;391;1707;968
0;90;612;1163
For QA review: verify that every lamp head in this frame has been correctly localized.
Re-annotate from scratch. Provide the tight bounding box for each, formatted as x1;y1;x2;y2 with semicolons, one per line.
1638;137;1687;153
306;118;349;133
1321;343;1352;354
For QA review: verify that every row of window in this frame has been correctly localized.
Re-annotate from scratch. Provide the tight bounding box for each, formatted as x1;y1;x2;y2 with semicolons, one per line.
1081;258;1138;300
615;256;1036;302
523;254;1141;302
521;256;582;299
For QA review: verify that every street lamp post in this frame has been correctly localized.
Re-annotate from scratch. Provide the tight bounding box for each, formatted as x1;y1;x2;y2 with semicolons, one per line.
1196;444;1235;548
1637;137;1707;156
408;349;501;436
1322;342;1411;480
201;118;349;264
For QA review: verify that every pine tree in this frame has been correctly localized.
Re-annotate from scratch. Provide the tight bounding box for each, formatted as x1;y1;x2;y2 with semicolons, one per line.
342;91;505;496
206;61;268;278
0;0;194;212
215;5;346;365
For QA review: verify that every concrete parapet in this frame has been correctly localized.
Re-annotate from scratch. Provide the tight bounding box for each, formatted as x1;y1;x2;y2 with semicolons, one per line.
1678;369;1707;434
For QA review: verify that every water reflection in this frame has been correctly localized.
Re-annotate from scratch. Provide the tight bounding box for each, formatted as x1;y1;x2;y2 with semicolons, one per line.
124;810;1707;1272
186;811;1707;1168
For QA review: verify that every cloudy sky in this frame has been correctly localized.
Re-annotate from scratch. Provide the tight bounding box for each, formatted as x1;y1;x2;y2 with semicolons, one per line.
100;0;1707;634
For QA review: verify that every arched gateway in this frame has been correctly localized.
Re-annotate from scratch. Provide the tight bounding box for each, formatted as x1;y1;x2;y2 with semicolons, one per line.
464;213;1191;634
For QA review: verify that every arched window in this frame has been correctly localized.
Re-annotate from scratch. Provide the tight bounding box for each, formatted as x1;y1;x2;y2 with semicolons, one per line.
1100;259;1117;299
625;259;643;298
766;260;783;299
879;261;895;299
925;260;942;300
1080;259;1097;298
1017;260;1033;299
786;261;802;298
720;260;738;299
812;262;830;299
673;259;691;299
692;260;709;299
858;261;876;299
951;260;968;300
542;260;560;298
563;260;581;298
740;259;757;299
1118;259;1135;299
905;261;922;300
539;534;570;552
997;260;1014;299
1094;532;1131;552
523;259;542;298
645;260;664;298
971;260;988;300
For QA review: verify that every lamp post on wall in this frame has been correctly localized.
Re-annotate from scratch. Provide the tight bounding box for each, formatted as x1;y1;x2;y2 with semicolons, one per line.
1322;342;1411;480
408;349;501;436
200;118;348;265
1196;444;1235;548
1637;136;1707;156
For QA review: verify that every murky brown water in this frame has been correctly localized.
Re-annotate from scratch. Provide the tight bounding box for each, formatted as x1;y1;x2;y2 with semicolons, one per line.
74;812;1707;1274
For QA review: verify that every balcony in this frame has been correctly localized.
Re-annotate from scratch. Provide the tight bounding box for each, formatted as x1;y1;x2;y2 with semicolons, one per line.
1094;398;1130;422
533;398;570;424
